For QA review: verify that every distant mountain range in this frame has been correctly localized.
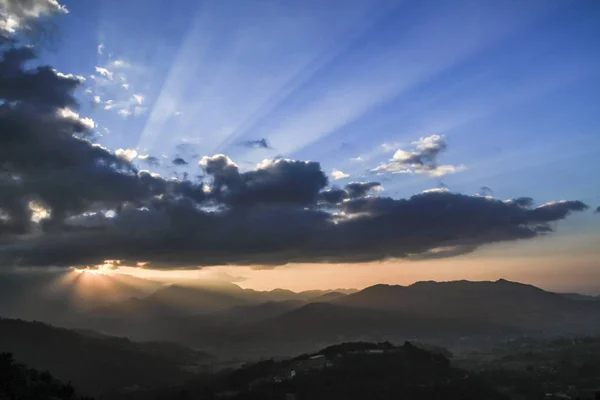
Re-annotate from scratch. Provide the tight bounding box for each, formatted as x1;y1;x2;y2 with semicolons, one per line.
3;275;600;360
65;279;600;359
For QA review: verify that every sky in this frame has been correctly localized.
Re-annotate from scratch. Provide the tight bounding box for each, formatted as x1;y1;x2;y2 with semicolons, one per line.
1;0;599;293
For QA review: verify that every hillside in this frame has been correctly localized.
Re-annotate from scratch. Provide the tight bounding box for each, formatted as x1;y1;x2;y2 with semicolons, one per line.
143;342;509;400
0;319;210;398
0;352;93;400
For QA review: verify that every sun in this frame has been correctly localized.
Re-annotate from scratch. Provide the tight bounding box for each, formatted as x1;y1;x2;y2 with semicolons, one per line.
74;265;114;275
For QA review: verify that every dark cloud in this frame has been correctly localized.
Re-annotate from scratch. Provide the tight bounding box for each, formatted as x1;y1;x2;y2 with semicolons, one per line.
200;155;327;207
172;157;188;166
0;190;587;268
241;138;270;149
595;206;600;213
345;182;382;199
478;186;493;197
319;182;381;205
138;155;160;167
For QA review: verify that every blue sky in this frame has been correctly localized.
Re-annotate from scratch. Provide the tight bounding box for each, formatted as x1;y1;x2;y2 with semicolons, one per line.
47;0;600;207
16;0;599;290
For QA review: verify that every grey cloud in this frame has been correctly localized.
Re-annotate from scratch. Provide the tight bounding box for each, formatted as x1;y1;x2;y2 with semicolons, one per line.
0;47;79;108
595;206;600;213
319;182;381;205
172;157;188;166
478;186;493;197
345;182;382;199
0;190;587;268
200;156;327;207
241;138;270;149
138;155;160;167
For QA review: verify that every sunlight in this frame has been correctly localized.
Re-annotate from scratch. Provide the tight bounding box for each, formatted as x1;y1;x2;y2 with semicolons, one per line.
75;267;111;275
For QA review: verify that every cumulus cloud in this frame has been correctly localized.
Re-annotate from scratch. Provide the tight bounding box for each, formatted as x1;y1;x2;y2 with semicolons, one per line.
0;0;67;36
0;10;590;269
372;134;465;177
331;169;350;180
57;108;95;129
115;148;138;162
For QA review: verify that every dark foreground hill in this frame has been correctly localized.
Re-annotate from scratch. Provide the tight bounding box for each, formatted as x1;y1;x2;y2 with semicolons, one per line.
0;352;93;400
139;342;509;400
0;319;211;399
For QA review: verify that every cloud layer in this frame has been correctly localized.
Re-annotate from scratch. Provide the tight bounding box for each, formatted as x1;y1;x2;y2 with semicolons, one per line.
0;3;591;270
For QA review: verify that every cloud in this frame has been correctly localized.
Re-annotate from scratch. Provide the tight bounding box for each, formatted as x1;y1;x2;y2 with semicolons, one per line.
172;157;188;166
109;59;130;69
241;138;270;149
372;134;465;177
596;206;600;213
1;188;587;268
319;182;382;205
57;108;95;130
200;155;327;207
103;94;147;118
331;169;350;180
97;43;103;55
0;0;67;36
94;66;113;80
115;148;138;162
138;154;160;167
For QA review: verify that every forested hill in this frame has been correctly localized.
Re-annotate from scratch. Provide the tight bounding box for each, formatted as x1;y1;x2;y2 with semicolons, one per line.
0;318;210;398
0;352;93;400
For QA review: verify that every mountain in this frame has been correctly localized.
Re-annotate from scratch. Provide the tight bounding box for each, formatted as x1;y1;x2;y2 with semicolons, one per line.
75;279;600;360
226;302;517;358
0;318;210;398
335;279;600;333
560;292;600;301
210;300;306;325
308;291;347;302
